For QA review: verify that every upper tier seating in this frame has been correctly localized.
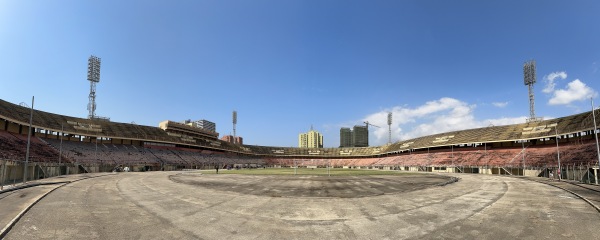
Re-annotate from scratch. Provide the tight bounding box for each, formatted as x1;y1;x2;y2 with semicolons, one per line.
264;141;598;168
0;131;61;162
2;98;600;162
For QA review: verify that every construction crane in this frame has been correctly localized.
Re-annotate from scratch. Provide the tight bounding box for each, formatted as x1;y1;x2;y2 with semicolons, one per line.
360;121;380;147
364;121;380;130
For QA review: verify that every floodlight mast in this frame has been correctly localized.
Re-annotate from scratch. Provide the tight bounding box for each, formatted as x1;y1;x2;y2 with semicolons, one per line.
87;55;101;119
232;111;237;144
523;60;538;122
387;112;392;144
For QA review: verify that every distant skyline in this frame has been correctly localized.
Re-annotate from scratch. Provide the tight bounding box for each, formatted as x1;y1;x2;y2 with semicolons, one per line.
1;0;599;147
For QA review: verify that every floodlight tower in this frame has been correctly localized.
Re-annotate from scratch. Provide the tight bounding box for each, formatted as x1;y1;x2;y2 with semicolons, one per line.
387;112;392;144
87;55;101;119
232;110;237;144
523;60;538;122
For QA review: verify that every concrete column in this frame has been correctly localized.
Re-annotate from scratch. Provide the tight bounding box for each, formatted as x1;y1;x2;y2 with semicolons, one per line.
595;168;598;185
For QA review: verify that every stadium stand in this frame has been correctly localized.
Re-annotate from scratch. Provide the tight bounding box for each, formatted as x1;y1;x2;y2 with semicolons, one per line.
1;98;600;178
0;130;61;162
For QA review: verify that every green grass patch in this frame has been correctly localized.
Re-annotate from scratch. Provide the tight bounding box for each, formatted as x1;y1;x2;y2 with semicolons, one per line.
199;168;414;176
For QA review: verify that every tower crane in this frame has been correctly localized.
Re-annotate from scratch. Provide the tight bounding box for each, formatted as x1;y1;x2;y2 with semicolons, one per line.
364;121;380;130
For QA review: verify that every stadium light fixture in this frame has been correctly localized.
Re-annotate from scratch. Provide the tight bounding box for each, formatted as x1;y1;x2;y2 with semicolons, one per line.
58;124;63;176
87;56;101;119
387;112;392;144
554;126;561;181
233;111;237;144
521;140;526;176
23;96;34;183
592;98;600;185
524;60;540;122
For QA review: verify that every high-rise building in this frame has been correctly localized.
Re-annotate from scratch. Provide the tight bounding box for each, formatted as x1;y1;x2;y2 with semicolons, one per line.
339;125;369;147
183;119;216;133
221;135;243;145
299;134;307;148
352;125;369;147
339;128;352;147
298;127;323;148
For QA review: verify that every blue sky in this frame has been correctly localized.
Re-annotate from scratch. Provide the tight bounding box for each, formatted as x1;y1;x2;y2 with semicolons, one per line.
1;0;599;147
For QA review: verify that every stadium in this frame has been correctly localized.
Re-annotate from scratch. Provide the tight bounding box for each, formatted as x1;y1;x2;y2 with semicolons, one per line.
1;98;600;179
2;1;600;239
1;95;600;239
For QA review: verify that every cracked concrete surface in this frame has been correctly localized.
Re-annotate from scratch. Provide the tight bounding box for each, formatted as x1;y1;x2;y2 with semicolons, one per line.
4;172;600;239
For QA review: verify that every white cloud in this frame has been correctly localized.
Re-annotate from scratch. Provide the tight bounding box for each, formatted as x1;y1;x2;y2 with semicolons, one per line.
492;102;508;108
482;117;527;127
548;79;597;105
542;71;567;93
362;98;527;146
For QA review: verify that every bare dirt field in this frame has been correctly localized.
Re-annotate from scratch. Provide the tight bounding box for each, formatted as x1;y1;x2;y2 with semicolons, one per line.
170;171;452;198
3;171;600;240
